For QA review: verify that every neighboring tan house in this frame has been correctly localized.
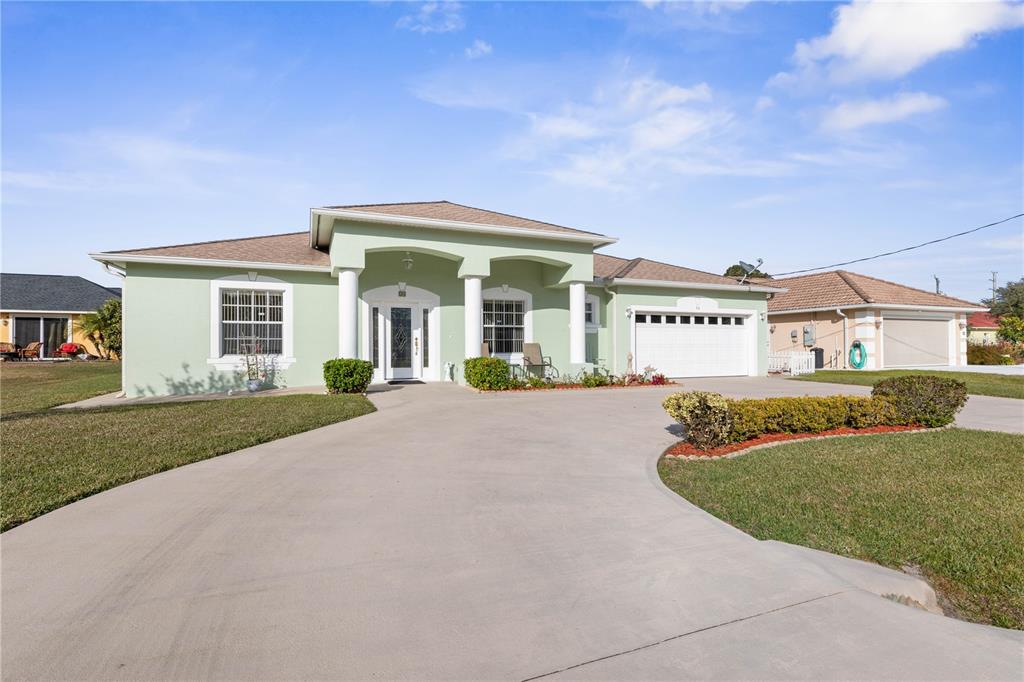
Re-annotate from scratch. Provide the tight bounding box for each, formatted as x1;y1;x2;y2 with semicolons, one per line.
761;270;984;370
0;273;121;358
967;311;1000;345
90;201;784;397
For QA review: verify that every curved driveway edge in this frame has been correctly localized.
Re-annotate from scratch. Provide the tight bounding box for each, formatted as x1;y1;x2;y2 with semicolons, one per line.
3;381;1021;680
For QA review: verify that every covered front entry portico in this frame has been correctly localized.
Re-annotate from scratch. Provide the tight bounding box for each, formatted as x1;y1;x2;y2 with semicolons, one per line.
362;284;441;383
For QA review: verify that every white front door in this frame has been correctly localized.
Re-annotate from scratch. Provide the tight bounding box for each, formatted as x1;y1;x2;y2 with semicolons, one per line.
385;304;422;380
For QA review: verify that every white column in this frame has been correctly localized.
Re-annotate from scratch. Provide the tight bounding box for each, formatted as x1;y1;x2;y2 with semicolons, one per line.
569;281;586;364
463;276;482;358
338;268;359;358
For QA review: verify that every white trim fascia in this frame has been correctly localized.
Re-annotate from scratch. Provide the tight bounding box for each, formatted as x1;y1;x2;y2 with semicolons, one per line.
90;252;331;273
2;309;96;315
610;278;785;294
768;303;985;316
310;208;618;247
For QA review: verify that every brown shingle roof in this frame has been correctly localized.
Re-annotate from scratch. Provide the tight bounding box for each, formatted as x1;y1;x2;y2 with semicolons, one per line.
968;311;1000;328
768;270;980;312
326;201;605;238
108;232;330;267
594;253;764;287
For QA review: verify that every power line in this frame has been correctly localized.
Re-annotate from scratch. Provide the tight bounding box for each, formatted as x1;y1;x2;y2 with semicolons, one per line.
773;213;1024;277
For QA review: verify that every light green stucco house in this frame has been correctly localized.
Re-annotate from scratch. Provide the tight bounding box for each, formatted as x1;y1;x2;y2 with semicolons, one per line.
91;202;782;397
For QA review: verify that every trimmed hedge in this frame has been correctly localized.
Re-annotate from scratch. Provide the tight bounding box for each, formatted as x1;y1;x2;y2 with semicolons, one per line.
663;391;914;450
967;343;1015;366
464;357;517;390
323;358;374;394
872;375;967;428
662;391;733;450
726;395;898;442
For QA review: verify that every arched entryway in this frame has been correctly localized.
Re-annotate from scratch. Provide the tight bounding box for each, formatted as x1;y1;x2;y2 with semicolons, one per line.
361;284;441;382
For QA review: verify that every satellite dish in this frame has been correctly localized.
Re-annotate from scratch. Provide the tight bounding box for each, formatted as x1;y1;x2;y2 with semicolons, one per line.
738;258;763;284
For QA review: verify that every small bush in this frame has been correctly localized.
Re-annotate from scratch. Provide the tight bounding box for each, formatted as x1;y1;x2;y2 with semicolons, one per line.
580;372;610;388
872;375;968;428
845;396;899;429
464;357;516;390
526;375;549;389
968;343;1015;366
650;373;669;385
663;391;732;450
323;358;373;394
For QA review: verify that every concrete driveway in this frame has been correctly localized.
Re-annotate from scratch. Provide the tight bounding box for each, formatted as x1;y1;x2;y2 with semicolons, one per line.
2;380;1021;680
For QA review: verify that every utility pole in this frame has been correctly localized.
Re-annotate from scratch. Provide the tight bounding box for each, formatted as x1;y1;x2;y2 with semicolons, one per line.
933;275;941;295
991;272;998;305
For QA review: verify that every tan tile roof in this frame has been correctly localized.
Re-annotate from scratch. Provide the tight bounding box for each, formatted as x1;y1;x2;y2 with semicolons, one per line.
767;270;980;312
108;232;330;267
594;253;763;287
326;201;605;237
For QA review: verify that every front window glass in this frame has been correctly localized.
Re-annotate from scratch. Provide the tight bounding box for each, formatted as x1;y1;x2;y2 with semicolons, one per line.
483;299;525;354
585;301;593;324
422;308;429;368
372;307;380;368
221;289;283;355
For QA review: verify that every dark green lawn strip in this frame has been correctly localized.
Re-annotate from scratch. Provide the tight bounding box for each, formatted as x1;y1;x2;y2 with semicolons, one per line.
0;394;375;531
1;362;122;415
790;369;1023;399
659;429;1024;630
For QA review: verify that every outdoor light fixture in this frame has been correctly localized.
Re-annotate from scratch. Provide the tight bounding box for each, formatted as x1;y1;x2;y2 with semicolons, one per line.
402;252;414;271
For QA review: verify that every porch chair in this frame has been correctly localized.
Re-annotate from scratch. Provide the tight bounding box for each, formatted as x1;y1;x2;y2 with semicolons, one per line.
0;342;18;362
18;342;42;360
522;343;557;379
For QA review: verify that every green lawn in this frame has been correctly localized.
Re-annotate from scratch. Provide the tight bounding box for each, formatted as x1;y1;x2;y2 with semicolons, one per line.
1;394;375;531
1;361;122;415
659;429;1024;630
791;369;1024;399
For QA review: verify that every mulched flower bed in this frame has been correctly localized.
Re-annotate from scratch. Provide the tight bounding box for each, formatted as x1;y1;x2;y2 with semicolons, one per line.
506;381;675;392
664;424;926;460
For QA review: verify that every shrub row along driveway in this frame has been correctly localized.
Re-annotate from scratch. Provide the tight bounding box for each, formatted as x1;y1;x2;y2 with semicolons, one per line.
3;381;1021;679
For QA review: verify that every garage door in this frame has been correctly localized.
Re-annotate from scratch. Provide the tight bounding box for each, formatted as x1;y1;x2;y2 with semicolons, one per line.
634;312;749;378
883;317;950;367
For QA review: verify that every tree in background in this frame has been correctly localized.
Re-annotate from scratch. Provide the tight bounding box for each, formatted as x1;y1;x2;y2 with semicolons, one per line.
723;264;771;279
983;278;1024;318
76;299;122;359
997;316;1024;345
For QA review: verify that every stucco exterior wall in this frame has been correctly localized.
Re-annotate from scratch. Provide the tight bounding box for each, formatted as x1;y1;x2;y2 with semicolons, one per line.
123;263;338;397
768;311;849;369
969;328;999;345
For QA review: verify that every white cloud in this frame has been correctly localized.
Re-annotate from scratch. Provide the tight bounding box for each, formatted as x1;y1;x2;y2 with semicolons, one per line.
397;2;464;34
754;95;775;112
464;39;492;60
779;0;1024;83
821;92;947;131
529;114;602;140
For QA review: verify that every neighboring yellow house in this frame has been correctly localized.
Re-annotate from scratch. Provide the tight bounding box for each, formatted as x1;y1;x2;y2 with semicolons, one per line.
967;312;1000;345
0;273;120;358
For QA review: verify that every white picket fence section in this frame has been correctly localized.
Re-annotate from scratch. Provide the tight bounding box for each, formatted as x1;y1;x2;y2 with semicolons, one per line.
769;351;816;376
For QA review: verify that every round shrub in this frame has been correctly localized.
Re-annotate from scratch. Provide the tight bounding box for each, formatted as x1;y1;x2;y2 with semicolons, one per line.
464;357;516;390
323;358;374;394
663;391;732;450
871;375;968;428
580;372;610;388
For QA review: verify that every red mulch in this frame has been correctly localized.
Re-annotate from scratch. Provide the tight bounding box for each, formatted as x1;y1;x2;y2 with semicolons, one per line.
506;381;674;392
665;424;924;459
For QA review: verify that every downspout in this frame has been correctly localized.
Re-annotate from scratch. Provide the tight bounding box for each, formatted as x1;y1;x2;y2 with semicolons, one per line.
836;308;848;369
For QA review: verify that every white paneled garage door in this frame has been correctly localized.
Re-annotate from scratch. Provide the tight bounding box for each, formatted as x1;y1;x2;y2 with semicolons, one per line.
883;317;950;367
634;312;750;378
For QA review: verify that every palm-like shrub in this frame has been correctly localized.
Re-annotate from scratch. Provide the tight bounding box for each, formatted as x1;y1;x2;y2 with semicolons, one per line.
76;299;122;359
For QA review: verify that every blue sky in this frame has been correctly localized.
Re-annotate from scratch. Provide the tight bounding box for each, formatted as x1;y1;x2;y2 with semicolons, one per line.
3;1;1022;301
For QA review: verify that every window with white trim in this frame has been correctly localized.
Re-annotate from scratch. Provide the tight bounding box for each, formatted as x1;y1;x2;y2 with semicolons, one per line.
585;293;601;328
220;288;284;355
483;299;524;354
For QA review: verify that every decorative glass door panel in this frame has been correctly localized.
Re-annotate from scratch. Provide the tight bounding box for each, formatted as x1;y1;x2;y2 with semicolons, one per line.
390;307;412;371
